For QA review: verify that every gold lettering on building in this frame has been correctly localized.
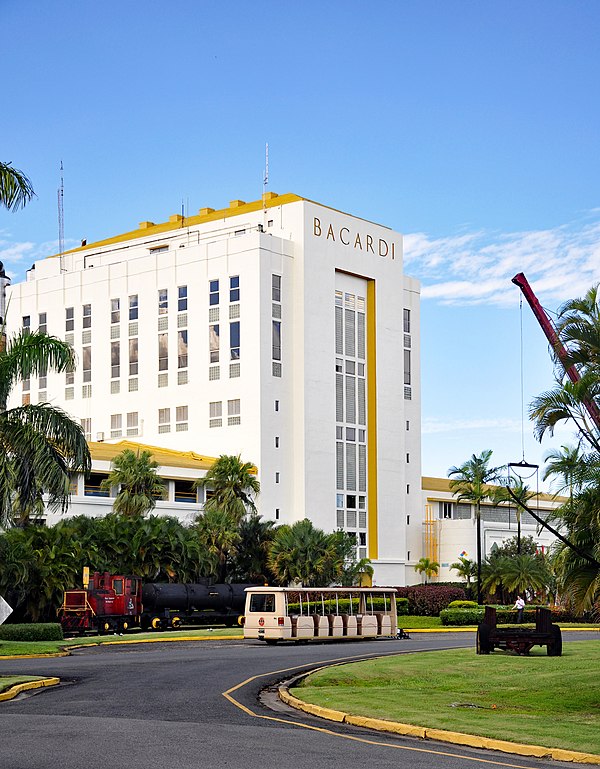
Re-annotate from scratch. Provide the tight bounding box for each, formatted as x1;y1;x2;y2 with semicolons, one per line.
312;217;397;260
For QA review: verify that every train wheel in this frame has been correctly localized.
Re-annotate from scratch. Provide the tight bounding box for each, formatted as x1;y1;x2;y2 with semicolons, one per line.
237;615;245;627
151;616;163;631
171;616;182;629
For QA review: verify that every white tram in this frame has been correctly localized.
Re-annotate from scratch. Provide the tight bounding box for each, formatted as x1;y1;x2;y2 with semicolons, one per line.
243;586;398;644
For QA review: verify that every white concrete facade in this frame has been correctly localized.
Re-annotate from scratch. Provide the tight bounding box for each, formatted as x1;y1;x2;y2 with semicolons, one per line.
8;193;421;585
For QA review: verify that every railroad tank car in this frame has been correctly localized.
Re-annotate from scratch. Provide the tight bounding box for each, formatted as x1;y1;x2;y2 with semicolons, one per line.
58;572;258;634
141;582;253;630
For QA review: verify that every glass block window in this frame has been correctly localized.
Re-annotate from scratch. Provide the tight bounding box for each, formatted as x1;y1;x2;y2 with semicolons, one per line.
111;298;120;324
209;307;219;322
128;321;138;337
177;313;188;328
272;362;281;377
209;279;219;306
65;332;74;345
65;307;74;332
129;378;139;392
158;316;168;331
178;285;187;312
230;275;240;302
158;288;168;315
111;380;120;394
82;329;91;344
404;386;412;400
129;294;139;321
83;304;92;329
111;325;120;339
65;387;74;400
229;304;240;319
209;366;220;381
178;370;188;385
272;274;281;302
158;373;168;388
229;362;240;378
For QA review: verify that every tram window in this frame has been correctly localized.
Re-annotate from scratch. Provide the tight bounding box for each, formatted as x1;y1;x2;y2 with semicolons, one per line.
112;578;124;595
249;593;276;613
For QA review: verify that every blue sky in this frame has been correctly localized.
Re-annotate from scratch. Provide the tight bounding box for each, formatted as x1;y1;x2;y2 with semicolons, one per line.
2;1;600;486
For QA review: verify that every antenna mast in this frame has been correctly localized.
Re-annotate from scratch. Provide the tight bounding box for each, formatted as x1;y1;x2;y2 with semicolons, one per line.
57;161;65;270
263;142;269;216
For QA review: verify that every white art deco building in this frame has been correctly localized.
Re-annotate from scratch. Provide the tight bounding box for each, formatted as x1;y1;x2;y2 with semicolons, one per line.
7;193;421;585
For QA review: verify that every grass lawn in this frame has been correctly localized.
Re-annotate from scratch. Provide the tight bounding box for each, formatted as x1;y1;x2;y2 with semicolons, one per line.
0;626;243;657
294;641;600;755
0;675;45;693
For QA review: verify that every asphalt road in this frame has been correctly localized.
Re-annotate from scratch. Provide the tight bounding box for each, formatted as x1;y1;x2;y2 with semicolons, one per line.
0;632;593;769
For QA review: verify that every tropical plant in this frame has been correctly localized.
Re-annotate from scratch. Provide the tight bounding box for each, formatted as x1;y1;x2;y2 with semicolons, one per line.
501;553;551;597
194;507;241;582
0;330;91;526
414;557;440;584
490;478;537;555
448;450;504;603
450;556;477;585
195;454;259;522
230;514;276;582
100;448;166;518
0;161;35;211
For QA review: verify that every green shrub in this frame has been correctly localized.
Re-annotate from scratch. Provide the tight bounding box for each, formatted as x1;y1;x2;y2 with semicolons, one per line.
0;623;64;642
447;600;478;609
286;596;404;616
440;608;484;626
397;597;409;616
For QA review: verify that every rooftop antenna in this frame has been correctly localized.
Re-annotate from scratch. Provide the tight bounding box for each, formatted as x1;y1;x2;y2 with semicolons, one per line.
57;161;65;271
263;142;269;216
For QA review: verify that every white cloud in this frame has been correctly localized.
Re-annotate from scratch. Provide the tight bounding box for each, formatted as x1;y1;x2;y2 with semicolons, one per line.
0;233;78;282
405;215;600;307
423;416;523;435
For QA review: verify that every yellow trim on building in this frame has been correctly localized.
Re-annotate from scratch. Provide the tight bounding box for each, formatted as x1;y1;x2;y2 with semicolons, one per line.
366;279;378;560
88;440;217;471
421;476;565;504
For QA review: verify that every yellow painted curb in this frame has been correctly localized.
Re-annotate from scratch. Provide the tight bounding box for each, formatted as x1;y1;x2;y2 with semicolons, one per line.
279;679;600;764
0;652;69;660
0;677;60;701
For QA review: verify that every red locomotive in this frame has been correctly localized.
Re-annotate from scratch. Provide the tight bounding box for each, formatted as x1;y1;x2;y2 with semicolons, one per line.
59;572;143;635
58;571;256;635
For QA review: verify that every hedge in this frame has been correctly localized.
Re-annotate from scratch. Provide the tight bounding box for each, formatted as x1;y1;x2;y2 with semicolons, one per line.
0;623;64;642
447;600;478;609
394;585;466;616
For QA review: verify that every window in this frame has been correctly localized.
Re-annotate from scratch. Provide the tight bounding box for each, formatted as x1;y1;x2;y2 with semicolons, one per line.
65;307;74;331
346;427;356;441
227;399;240;425
275;472;280;484
403;308;411;333
174;480;196;503
38;366;47;389
158;289;168;315
230;321;240;360
176;405;188;431
158;408;170;433
150;245;168;254
111;341;120;378
38;313;47;334
129;338;138;375
80;418;92;440
230;276;240;302
404;349;411;385
83;304;92;329
407;551;410;561
359;532;367;547
272;274;281;302
82;346;91;382
158;333;168;371
406;484;410;494
84;472;109;497
275;508;280;520
178;330;188;368
406;515;410;525
249;594;276;613
209;401;222;418
111;414;122;438
22;316;30;334
178;285;187;312
23;377;30;392
129;294;138;320
274;399;279;412
65;363;74;385
406;420;410;430
127;412;138;436
440;501;454;519
209;324;220;363
111;299;120;324
209;279;219;306
275;436;279;448
272;321;281;361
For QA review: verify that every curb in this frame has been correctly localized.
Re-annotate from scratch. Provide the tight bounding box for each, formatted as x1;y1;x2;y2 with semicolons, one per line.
279;682;600;765
0;677;60;701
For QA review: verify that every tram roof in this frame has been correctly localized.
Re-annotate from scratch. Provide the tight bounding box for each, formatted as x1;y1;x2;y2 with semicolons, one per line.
244;586;398;594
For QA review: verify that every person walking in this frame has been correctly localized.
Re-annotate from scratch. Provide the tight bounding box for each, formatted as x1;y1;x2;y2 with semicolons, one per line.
513;595;525;623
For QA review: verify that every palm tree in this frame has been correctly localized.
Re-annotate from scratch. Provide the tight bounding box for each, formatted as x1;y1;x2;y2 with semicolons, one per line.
450;555;477;586
413;556;439;584
231;515;276;582
448;450;504;604
0;330;90;526
194;508;241;583
195;454;259;522
501;553;551;599
268;519;332;587
100;448;166;518
490;478;537;555
0;162;35;211
543;444;585;500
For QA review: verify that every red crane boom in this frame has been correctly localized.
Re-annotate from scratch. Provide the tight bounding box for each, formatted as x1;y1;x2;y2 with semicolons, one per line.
511;272;600;431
